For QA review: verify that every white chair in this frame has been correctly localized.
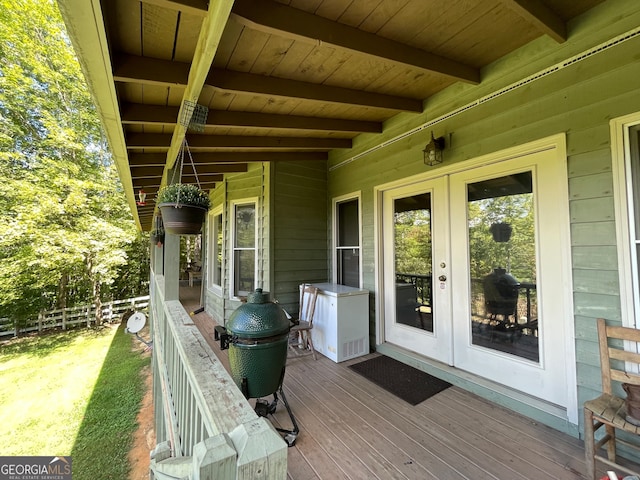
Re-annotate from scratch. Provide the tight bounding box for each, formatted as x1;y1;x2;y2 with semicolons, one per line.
288;284;319;360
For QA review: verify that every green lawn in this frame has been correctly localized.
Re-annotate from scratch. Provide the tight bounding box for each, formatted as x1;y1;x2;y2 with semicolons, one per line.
0;324;150;479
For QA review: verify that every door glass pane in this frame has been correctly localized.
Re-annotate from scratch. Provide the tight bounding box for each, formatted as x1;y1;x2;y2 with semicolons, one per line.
467;172;539;362
394;193;433;332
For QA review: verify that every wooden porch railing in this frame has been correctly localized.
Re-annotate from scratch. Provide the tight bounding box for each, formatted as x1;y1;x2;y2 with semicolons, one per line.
149;272;287;480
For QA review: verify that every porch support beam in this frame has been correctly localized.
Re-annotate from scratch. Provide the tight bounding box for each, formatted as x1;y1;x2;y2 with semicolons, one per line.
113;54;423;112
139;0;208;17
121;102;382;133
499;0;566;42
230;0;479;84
163;0;235;176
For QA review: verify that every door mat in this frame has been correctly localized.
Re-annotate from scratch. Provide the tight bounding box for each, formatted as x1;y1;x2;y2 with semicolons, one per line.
349;355;452;405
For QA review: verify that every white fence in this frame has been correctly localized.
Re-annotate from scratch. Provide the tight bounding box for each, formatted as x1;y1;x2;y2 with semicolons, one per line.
149;273;287;479
0;295;150;338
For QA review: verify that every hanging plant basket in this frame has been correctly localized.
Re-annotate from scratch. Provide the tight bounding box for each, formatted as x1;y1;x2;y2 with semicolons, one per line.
156;183;210;235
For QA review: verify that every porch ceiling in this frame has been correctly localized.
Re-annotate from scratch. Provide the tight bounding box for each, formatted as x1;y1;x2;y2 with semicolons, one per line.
59;0;604;231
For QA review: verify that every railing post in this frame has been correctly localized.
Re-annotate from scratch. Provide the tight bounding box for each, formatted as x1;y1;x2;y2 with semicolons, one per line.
192;435;236;479
229;419;288;480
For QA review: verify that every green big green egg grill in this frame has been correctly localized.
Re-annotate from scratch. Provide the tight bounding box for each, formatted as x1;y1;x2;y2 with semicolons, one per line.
214;288;299;446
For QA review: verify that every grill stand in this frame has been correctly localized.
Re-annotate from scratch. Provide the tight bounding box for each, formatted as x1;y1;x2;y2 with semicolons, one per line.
242;368;300;447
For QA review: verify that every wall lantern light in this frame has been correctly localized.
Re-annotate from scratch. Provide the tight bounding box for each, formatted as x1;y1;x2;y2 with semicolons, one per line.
423;131;445;166
136;189;147;206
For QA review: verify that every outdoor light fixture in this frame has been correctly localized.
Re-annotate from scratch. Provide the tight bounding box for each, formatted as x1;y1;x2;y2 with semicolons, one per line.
136;189;147;206
423;132;445;166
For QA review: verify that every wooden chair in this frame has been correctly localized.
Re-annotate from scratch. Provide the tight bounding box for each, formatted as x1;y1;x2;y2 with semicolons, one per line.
288;284;319;360
584;317;640;479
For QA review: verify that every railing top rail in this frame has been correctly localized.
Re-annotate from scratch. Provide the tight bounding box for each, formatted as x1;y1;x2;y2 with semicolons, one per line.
163;300;258;437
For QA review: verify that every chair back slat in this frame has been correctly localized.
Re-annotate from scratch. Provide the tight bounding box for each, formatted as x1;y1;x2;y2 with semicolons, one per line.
299;284;319;326
597;318;640;394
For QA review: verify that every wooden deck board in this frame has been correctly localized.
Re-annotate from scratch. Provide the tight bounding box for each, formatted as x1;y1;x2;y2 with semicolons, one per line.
179;288;635;479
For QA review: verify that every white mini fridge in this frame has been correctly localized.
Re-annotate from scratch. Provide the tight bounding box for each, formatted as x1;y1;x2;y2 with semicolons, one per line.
308;283;370;363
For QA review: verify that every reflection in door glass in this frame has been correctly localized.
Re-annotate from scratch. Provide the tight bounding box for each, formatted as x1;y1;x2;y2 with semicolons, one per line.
467;172;539;362
394;194;434;332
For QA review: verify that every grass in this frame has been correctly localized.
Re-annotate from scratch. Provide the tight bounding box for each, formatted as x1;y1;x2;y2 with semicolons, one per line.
0;324;150;479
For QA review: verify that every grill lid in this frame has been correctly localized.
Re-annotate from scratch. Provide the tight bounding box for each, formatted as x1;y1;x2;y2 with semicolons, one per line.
226;288;291;339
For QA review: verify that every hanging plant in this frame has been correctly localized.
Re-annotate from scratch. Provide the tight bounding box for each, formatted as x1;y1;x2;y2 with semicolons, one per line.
157;183;210;235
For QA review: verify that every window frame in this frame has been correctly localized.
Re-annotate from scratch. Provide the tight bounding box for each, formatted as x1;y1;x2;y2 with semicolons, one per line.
612;112;640;329
332;192;362;288
229;198;258;299
207;206;224;296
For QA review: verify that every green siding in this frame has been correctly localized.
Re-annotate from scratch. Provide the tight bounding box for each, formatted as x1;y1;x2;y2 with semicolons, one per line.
272;161;328;314
325;0;640;436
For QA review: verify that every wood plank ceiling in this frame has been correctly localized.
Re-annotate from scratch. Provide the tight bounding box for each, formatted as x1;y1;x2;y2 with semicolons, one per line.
96;0;604;230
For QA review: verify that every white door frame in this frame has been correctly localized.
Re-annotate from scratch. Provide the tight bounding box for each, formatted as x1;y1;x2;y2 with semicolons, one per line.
374;134;577;423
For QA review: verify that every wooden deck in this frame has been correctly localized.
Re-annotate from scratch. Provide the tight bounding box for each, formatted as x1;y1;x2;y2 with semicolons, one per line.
179;286;622;480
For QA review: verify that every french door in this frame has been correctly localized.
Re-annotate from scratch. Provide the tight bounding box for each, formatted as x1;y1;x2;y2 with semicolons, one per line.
382;146;572;407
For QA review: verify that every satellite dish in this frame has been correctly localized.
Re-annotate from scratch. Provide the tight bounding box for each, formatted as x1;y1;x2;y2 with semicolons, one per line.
126;312;146;334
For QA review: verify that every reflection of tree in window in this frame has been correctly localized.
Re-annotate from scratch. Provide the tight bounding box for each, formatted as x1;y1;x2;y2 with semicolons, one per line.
394;201;432;277
468;194;535;284
234;204;255;295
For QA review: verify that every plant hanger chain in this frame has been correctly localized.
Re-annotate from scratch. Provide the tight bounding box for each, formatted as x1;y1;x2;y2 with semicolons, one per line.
168;137;203;205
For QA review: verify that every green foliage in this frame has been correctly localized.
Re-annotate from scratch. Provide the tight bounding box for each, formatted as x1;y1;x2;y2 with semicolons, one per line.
394;209;432;275
157;183;211;209
0;0;148;321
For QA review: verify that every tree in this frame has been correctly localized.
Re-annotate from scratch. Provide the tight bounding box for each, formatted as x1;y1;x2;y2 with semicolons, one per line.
0;0;147;323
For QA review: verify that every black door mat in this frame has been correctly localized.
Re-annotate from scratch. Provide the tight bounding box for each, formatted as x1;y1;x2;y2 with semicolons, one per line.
349;355;452;405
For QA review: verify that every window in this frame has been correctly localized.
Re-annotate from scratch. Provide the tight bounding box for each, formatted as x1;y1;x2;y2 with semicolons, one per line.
231;201;257;297
207;208;223;292
334;195;361;287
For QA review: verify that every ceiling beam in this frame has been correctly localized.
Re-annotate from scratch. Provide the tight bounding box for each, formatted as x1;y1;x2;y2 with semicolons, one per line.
500;0;566;42
230;0;479;84
113;54;423;112
121;102;382;133
207;68;423;112
132;175;223;188
126;133;352;149
131;164;249;177
128;151;328;164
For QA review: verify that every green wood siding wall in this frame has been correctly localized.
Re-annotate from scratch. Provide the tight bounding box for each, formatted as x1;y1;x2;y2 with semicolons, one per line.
327;0;640;435
271;160;328;315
